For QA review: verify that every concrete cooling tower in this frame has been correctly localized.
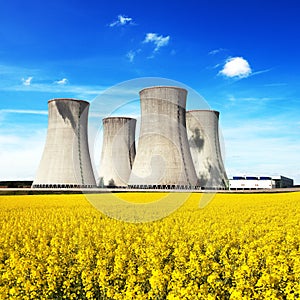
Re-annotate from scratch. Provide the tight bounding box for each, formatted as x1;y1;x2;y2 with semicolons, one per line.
128;86;198;189
32;99;96;188
186;110;228;189
98;117;136;187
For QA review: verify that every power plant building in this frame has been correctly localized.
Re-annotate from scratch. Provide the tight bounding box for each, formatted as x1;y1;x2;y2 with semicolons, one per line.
98;117;136;187
128;86;198;188
229;175;294;190
186;110;228;189
32;99;96;188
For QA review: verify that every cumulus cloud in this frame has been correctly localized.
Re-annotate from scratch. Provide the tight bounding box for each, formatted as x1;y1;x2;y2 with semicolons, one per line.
143;33;170;52
219;57;252;78
109;15;133;27
22;76;33;86
55;78;68;85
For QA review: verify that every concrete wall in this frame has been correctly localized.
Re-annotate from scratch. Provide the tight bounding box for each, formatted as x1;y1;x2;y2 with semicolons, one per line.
32;99;96;188
98;117;136;187
186;110;228;189
128;86;198;188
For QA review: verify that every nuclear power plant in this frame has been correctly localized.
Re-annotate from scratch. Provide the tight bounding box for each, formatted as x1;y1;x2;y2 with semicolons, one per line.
98;117;136;187
128;86;198;188
32;87;229;190
186;110;228;189
32;99;96;188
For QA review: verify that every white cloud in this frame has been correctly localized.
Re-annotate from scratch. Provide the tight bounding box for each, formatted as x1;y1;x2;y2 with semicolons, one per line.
127;50;136;62
3;82;107;101
0;109;48;115
109;15;133;27
143;33;170;52
251;69;271;76
226;95;279;105
219;57;252;78
126;49;141;62
208;48;225;55
22;76;33;86
55;78;68;85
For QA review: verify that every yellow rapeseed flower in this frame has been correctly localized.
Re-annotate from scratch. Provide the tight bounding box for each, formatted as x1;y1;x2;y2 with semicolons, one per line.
0;192;299;298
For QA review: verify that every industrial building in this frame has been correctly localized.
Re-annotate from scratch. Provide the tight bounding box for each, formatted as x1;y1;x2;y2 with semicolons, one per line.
229;175;294;190
98;117;136;187
32;99;96;188
128;86;198;189
186;110;228;189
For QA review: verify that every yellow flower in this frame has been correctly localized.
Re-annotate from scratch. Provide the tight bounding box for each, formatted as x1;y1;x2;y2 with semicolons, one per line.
0;192;299;299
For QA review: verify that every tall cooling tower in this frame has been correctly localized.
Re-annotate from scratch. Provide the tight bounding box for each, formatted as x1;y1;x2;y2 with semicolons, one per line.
32;99;96;188
128;86;198;188
186;110;228;189
98;117;136;187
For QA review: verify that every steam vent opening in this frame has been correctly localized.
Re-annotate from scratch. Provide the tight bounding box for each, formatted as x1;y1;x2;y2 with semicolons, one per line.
32;98;96;188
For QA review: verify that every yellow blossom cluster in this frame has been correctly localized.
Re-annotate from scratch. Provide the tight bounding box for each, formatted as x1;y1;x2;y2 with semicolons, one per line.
0;192;300;299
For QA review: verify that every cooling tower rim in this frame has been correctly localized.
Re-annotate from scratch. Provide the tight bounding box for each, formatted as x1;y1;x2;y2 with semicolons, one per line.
187;109;220;114
139;85;187;94
48;98;90;105
102;116;137;121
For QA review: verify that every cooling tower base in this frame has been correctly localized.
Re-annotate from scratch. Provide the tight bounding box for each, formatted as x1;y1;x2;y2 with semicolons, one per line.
128;184;201;190
32;184;96;189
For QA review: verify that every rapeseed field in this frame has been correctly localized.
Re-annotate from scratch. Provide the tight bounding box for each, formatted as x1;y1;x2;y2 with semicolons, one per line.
0;192;300;299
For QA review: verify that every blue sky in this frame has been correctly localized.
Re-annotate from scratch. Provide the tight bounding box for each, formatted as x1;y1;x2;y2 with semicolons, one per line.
0;0;299;184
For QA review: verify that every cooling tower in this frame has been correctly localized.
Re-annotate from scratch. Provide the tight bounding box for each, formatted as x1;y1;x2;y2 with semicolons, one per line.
128;86;198;188
186;110;228;189
32;99;96;188
98;117;136;187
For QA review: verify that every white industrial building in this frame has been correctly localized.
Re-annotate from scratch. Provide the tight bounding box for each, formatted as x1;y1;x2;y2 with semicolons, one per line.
229;175;294;190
